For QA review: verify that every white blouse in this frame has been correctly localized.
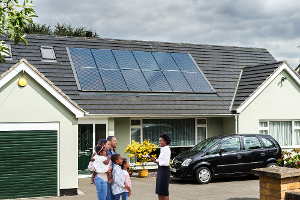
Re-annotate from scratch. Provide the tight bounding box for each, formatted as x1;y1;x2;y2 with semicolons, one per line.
156;145;171;166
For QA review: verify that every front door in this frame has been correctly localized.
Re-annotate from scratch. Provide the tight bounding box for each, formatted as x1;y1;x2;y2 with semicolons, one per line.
78;124;93;171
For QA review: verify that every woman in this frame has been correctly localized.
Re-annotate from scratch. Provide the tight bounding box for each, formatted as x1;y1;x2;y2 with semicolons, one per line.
146;132;171;200
94;139;112;200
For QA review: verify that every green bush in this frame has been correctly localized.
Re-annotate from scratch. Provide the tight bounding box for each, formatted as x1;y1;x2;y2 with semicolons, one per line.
277;148;300;169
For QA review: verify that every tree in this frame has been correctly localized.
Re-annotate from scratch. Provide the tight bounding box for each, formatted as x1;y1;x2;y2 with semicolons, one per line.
23;22;100;38
0;0;37;62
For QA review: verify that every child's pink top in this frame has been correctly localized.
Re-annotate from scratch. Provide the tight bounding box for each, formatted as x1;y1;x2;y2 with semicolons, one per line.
123;170;131;192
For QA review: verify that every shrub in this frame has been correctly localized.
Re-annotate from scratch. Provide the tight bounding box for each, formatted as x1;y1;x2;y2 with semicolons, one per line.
125;139;158;169
277;148;300;169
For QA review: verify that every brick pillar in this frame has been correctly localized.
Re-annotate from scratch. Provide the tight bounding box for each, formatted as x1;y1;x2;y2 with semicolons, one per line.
252;167;300;200
259;175;300;199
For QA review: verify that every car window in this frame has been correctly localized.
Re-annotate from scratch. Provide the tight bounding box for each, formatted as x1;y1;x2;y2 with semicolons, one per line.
191;138;221;152
261;137;275;148
220;138;240;152
244;137;262;150
207;141;221;155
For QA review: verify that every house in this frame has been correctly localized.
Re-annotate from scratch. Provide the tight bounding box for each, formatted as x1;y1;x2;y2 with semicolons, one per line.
0;34;299;198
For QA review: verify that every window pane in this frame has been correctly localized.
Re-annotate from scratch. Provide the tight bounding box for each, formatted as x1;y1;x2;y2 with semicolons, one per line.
143;118;195;146
259;122;268;127
269;121;292;146
131;120;141;126
261;138;275;148
41;47;55;59
221;138;241;152
294;121;300;128
244;137;261;150
131;128;140;143
197;119;206;125
294;130;300;145
197;127;206;144
259;130;268;135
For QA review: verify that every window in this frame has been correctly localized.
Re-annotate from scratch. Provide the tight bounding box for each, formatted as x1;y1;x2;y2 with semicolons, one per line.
196;118;207;144
243;137;261;150
130;118;197;147
221;138;241;152
260;138;275;148
41;46;56;60
259;120;300;147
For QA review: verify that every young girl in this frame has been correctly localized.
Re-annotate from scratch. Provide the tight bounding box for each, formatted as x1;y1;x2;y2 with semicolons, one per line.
121;158;131;200
93;145;113;183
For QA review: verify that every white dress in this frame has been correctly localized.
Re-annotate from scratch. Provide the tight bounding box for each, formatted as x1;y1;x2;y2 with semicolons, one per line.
93;155;110;174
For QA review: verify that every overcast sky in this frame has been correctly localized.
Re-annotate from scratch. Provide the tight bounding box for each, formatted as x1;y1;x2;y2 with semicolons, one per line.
33;0;300;68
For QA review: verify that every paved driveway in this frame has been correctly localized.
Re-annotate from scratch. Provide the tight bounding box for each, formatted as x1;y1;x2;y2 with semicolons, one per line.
40;176;259;200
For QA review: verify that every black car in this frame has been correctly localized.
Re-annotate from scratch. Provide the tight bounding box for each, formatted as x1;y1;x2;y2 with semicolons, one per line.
170;134;281;184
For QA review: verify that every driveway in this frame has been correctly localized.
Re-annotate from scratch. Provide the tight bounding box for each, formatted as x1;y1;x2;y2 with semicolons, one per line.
37;176;259;200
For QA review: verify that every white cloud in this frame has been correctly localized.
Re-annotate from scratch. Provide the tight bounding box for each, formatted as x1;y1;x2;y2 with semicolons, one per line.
33;0;300;68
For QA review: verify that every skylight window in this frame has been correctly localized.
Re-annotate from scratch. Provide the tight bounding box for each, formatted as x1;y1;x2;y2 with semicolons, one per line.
41;46;56;60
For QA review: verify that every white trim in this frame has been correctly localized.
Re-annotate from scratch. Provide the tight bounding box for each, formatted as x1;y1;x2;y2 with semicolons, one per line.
0;122;60;196
0;62;84;118
237;62;298;113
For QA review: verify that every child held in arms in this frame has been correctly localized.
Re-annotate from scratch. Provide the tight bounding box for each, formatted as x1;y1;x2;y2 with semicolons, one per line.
111;154;130;200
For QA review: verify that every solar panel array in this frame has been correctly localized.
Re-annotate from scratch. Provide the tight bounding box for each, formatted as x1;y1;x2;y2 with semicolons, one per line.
69;48;215;93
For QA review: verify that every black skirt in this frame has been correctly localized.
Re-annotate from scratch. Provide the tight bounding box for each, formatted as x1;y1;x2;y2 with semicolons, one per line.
155;165;171;196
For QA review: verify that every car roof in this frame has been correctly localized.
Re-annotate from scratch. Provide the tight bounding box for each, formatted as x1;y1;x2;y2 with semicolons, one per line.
208;134;272;140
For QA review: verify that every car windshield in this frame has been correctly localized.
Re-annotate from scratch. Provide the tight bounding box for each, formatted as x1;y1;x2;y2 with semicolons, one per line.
191;138;221;152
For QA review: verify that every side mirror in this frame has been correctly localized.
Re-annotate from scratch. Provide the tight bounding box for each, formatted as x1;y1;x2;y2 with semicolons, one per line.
219;149;227;156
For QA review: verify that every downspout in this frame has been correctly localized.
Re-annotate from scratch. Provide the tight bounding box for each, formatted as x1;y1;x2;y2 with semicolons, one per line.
235;114;238;134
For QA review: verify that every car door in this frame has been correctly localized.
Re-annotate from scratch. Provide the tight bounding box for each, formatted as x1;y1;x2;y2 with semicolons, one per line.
215;137;244;175
242;136;265;173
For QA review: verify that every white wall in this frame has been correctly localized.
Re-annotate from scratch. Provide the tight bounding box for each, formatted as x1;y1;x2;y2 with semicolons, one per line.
0;72;78;190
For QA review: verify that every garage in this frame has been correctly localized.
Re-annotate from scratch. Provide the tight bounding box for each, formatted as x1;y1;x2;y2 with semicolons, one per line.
0;130;58;199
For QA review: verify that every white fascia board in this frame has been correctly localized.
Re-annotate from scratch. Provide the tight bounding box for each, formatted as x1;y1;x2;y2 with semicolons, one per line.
0;62;85;118
236;62;297;113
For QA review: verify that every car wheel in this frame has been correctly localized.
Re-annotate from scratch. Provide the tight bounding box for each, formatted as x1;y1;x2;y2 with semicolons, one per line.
195;167;212;184
266;163;279;168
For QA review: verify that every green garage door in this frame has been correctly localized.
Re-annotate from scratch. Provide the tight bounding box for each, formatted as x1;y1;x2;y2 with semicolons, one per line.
0;130;57;199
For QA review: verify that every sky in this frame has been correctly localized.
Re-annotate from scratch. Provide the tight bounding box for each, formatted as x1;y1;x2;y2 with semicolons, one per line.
33;0;300;68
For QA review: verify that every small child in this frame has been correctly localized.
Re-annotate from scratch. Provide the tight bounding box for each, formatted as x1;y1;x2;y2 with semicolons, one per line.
121;158;132;200
90;146;113;184
111;154;129;200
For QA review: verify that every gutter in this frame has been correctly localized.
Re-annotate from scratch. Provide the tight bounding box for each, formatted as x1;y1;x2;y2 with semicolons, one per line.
84;113;236;118
229;67;244;112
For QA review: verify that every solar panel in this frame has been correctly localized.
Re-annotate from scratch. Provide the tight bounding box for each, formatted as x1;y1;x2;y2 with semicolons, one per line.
112;50;140;70
163;71;193;92
121;69;151;91
69;48;216;93
142;70;172;92
70;48;96;68
171;53;199;72
99;69;128;91
152;52;180;71
182;72;214;93
75;68;105;91
132;51;160;70
91;49;119;69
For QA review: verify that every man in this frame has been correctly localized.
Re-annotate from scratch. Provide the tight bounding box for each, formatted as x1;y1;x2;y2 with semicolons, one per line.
106;136;117;157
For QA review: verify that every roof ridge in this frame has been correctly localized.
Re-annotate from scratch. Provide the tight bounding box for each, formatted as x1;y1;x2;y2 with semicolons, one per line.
25;34;270;51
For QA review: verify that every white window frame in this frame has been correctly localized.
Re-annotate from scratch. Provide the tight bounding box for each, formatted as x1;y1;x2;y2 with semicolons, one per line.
259;120;300;148
195;118;207;144
130;118;142;144
41;46;57;62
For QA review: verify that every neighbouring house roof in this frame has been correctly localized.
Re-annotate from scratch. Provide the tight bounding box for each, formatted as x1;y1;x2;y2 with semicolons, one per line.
233;61;300;113
0;58;85;118
0;35;277;116
230;61;284;111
